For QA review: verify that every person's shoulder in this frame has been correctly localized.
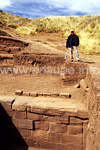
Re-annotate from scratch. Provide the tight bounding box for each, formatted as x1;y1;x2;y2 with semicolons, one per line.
74;34;79;38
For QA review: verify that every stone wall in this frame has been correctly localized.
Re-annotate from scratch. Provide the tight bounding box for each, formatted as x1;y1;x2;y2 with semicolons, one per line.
86;64;100;150
0;96;89;150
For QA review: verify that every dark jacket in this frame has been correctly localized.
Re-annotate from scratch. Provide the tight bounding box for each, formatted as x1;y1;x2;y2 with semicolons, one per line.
66;34;79;48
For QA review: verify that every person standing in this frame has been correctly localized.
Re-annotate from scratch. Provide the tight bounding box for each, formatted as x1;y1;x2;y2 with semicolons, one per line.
65;30;82;62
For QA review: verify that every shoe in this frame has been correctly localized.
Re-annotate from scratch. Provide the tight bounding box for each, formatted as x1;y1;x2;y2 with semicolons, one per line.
70;60;73;62
78;60;82;62
65;55;67;60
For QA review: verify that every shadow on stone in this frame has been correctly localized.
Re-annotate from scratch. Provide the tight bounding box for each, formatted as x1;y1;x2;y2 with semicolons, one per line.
0;104;28;150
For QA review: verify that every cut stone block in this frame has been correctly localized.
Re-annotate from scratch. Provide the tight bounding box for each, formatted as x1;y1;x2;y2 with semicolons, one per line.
67;125;83;135
49;123;67;133
17;119;33;130
15;90;23;96
35;121;49;131
51;94;59;97
55;116;69;124
38;93;43;96
59;93;71;98
80;79;88;89
0;96;15;111
27;113;41;121
30;92;38;97
48;132;61;143
17;128;31;138
70;117;83;124
23;92;30;96
74;84;80;88
13;111;26;119
43;93;51;97
85;88;89;92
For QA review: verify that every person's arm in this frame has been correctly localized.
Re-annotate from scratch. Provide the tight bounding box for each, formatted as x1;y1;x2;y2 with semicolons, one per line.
66;36;69;48
77;36;79;46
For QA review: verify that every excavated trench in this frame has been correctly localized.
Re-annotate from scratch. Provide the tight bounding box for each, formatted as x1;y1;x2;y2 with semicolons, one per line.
0;36;92;150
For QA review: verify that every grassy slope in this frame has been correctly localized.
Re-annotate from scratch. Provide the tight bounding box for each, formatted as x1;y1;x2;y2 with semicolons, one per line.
0;11;100;55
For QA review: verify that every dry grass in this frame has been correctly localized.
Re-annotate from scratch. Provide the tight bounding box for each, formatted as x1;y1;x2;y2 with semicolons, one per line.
0;11;100;55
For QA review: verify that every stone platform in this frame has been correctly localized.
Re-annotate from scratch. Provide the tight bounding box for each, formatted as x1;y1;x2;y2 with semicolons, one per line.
0;96;88;150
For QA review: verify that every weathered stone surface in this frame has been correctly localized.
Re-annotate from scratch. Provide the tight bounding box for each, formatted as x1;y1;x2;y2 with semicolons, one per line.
0;96;15;111
70;117;83;124
27;113;41;121
35;121;49;131
17;128;31;138
61;134;83;150
13;111;26;119
49;123;67;133
77;110;89;119
15;90;23;96
80;79;88;89
30;93;38;97
12;97;32;111
48;132;61;143
14;119;33;129
55;116;69;124
42;115;55;122
67;125;83;135
32;130;48;141
59;93;71;98
83;121;88;150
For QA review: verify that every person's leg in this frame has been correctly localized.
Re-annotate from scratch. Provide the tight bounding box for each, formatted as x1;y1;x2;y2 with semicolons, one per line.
73;46;81;61
69;47;73;62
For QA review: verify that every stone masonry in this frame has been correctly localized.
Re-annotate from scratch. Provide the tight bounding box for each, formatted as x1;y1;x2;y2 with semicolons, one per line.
0;96;89;150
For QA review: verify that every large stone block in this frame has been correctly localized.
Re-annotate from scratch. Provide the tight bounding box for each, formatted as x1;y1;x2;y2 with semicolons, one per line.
61;134;83;150
35;121;49;131
77;110;89;119
32;130;48;141
0;96;15;111
55;116;69;124
67;125;83;135
13;111;26;119
49;123;67;133
42;115;56;122
80;79;88;89
17;128;31;138
48;132;61;143
15;90;23;96
51;94;59;98
30;92;38;97
17;119;33;129
23;92;30;96
70;117;83;124
59;93;71;98
27;113;41;121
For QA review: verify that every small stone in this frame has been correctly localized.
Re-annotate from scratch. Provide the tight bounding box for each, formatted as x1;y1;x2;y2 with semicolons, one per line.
74;84;80;88
38;93;43;96
85;88;89;92
30;93;38;97
51;94;59;97
80;79;88;89
15;90;23;96
23;92;30;96
43;93;51;97
60;93;71;98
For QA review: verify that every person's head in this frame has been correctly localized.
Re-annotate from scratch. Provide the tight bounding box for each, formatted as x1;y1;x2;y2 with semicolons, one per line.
71;30;74;35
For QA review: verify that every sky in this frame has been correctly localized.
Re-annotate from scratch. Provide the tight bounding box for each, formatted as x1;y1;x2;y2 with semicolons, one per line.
0;0;100;19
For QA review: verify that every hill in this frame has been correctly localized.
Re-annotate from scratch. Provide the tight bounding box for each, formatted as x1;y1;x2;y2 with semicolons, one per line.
0;11;100;55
